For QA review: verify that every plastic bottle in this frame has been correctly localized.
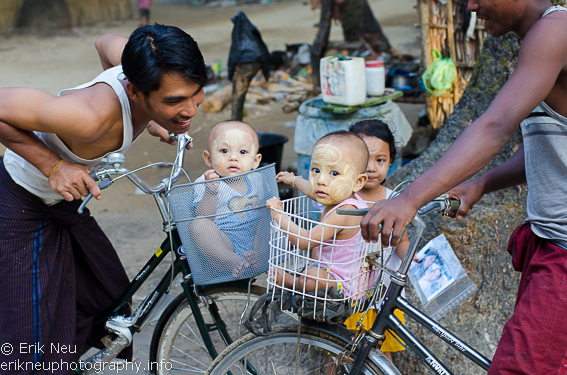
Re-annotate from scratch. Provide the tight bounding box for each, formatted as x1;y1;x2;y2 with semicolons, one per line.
320;55;366;106
365;60;385;96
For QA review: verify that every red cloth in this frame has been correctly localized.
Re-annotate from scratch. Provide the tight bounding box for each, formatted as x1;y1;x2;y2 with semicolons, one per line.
488;223;567;374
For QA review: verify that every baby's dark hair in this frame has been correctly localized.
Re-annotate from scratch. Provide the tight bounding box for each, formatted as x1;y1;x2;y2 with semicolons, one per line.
315;130;369;173
349;120;396;163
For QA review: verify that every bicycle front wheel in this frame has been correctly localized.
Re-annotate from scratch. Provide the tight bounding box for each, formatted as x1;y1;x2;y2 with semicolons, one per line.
152;286;264;375
207;325;386;375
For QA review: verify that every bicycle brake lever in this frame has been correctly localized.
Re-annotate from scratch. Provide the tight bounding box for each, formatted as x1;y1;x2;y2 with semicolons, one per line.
88;170;100;182
169;132;193;150
77;177;113;214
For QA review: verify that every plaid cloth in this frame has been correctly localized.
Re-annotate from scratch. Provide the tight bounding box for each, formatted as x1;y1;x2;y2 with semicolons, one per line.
0;161;131;374
488;223;567;375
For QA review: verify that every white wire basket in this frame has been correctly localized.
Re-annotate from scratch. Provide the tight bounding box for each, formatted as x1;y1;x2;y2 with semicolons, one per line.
267;195;386;321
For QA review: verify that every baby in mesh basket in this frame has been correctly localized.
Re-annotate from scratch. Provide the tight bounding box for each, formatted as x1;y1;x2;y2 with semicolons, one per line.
266;131;371;298
190;120;264;278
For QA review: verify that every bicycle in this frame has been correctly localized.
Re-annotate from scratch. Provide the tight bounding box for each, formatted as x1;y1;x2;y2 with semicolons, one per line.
76;134;289;375
206;194;492;375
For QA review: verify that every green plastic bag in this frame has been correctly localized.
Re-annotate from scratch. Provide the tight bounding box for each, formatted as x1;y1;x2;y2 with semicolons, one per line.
422;49;457;97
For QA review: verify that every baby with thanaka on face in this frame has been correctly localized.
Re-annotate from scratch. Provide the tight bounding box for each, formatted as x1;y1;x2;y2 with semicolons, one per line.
190;120;264;278
266;131;370;297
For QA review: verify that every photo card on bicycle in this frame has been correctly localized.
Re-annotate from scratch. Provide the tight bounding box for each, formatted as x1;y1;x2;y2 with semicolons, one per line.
408;233;478;320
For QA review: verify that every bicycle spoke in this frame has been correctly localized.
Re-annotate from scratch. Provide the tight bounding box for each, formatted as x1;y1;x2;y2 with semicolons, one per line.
172;346;209;367
155;290;265;375
182;322;206;348
170;357;207;371
178;330;207;349
168;367;206;373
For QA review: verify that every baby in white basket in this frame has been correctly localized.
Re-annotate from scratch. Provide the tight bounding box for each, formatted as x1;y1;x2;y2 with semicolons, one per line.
266;131;370;297
191;120;263;278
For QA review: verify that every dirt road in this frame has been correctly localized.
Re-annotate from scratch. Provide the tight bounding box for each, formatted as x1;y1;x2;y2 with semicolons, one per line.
0;0;420;370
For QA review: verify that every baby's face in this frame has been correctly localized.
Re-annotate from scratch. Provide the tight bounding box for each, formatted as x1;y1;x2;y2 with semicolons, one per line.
309;142;363;206
206;127;261;177
361;135;391;190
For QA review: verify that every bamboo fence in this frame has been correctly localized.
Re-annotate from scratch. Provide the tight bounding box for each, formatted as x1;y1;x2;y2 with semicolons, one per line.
418;0;487;128
0;0;24;34
0;0;130;33
65;0;130;27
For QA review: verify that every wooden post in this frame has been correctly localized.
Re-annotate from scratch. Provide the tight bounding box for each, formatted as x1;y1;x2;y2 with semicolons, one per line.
419;0;432;68
231;62;261;121
310;0;333;90
419;0;439;127
445;0;459;105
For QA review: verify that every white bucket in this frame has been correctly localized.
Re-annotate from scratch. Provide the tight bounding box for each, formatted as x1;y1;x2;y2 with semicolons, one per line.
365;60;385;96
320;55;366;106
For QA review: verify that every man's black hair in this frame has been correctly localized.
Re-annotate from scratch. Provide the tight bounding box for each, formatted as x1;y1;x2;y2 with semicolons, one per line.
122;24;208;96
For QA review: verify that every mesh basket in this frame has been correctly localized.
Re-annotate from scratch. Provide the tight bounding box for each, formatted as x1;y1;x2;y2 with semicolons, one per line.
267;195;386;321
168;164;278;285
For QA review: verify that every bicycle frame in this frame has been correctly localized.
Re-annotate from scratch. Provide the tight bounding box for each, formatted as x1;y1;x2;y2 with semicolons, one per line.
91;223;254;363
351;213;491;375
81;134;257;369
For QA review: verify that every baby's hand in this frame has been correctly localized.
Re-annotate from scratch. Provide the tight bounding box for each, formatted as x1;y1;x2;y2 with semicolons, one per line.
266;197;283;210
266;196;284;219
204;169;220;192
270;266;285;286
204;169;219;181
276;171;295;186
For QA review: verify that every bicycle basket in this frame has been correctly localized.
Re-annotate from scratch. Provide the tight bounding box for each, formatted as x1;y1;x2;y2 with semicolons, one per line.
267;195;385;322
167;164;278;285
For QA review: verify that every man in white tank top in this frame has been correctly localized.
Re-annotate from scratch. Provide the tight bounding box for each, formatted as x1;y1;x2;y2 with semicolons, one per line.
360;0;567;373
0;24;206;371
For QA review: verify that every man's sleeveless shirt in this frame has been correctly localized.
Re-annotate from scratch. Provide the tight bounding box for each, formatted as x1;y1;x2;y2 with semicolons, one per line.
520;6;567;248
3;66;139;205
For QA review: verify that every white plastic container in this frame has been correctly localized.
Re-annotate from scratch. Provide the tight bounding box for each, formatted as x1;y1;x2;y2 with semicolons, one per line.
365;60;385;96
320;55;366;106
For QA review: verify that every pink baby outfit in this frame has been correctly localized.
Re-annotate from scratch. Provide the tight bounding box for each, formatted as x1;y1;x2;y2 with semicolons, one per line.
138;0;151;10
314;194;370;298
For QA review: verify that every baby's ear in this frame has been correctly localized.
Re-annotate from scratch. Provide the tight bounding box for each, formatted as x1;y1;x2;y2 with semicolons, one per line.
353;173;368;193
253;153;262;169
203;150;213;167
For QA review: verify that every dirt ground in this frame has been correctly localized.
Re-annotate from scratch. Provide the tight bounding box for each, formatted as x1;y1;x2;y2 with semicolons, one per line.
0;0;421;370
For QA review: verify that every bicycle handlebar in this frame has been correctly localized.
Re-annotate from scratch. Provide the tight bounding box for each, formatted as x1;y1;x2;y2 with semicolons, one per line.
336;195;460;217
77;134;192;214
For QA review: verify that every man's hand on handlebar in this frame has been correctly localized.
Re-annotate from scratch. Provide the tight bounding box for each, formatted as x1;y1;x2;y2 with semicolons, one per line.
360;193;420;247
446;180;483;221
48;160;101;202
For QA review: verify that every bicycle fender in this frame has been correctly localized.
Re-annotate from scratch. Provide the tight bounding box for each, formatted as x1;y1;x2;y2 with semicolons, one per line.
300;320;402;375
299;318;354;342
368;351;403;375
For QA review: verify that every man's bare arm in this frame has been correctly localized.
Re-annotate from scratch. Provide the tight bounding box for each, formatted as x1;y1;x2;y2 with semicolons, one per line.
0;87;113;141
0;87;115;200
447;145;526;220
95;34;128;70
361;15;567;244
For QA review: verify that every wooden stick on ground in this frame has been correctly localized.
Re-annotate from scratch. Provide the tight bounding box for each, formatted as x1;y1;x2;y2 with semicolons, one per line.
202;85;233;113
231;62;261;121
